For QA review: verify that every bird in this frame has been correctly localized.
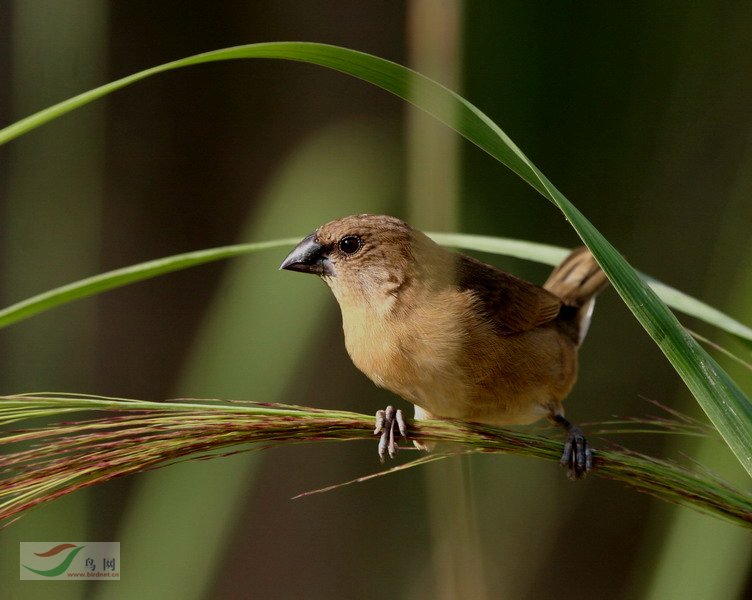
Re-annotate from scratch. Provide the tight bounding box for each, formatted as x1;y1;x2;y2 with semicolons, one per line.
280;214;608;479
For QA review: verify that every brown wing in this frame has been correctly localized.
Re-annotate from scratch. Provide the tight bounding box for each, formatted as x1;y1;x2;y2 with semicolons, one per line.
456;254;562;334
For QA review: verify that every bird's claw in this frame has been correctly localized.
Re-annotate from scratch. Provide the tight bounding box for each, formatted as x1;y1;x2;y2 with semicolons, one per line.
560;425;593;480
374;405;407;462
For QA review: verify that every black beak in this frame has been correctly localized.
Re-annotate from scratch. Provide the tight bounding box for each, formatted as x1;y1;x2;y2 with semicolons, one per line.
279;233;330;275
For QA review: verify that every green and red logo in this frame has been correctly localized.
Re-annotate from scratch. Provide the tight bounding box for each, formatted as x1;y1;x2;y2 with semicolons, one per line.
20;542;120;580
22;544;85;578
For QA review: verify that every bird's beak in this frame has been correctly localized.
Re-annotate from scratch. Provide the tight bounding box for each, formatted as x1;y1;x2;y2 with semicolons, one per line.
279;233;331;275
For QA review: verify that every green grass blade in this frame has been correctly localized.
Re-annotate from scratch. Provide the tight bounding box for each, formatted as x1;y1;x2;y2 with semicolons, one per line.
0;240;296;329
1;41;750;476
3;234;751;351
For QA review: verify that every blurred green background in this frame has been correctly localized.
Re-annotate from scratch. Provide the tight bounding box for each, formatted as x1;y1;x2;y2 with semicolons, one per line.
1;2;751;599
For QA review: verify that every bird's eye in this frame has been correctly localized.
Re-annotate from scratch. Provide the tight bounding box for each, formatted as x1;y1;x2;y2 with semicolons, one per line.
338;235;361;255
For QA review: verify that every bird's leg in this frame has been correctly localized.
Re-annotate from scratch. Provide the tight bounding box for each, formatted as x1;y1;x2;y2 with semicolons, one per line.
374;405;407;462
552;413;593;480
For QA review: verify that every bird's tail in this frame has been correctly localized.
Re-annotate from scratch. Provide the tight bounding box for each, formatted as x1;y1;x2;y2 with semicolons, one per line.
544;247;609;345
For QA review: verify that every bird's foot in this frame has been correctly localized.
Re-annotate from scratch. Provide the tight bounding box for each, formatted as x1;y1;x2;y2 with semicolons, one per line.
374;405;407;462
560;424;593;480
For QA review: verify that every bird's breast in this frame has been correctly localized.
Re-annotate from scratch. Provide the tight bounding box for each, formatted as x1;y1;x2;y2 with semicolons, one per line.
339;289;478;416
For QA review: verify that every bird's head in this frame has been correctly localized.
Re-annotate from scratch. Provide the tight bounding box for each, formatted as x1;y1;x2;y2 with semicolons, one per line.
280;214;448;313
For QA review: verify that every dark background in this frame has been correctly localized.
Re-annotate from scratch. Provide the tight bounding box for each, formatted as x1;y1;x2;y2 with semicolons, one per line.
1;2;751;599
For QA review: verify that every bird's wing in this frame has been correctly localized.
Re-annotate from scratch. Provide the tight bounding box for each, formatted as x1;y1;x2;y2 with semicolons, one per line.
457;254;562;334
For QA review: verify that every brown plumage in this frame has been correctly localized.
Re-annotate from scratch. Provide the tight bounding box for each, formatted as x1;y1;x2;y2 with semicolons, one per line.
280;214;609;478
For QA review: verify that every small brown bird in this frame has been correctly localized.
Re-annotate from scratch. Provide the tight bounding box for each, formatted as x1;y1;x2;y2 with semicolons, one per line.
281;214;608;478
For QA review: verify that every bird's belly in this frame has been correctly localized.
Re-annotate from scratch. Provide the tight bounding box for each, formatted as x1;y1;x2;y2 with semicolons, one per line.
343;308;576;427
459;390;554;426
350;338;559;426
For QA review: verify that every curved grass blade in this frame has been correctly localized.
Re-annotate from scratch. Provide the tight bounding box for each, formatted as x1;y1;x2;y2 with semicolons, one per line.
2;234;750;352
0;239;296;329
0;41;750;475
